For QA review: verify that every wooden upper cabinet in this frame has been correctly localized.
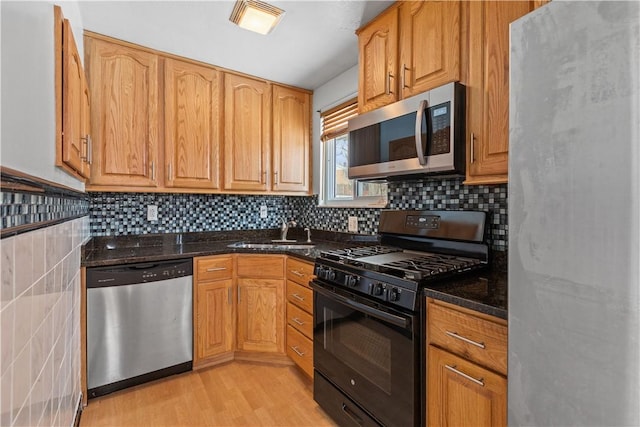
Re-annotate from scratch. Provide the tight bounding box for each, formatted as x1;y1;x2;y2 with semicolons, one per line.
86;37;159;187
164;58;222;189
62;18;90;179
272;85;310;193
398;1;461;99
55;6;90;180
357;6;399;113
223;74;271;191
465;1;533;185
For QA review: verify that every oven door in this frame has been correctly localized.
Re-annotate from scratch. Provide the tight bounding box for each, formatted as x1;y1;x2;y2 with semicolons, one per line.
312;281;419;427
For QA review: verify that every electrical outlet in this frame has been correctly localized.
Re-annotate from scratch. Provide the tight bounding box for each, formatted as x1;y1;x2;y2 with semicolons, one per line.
147;205;158;221
260;205;268;219
348;216;358;233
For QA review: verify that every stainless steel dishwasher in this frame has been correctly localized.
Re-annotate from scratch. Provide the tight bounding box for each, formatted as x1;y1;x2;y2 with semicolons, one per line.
86;259;193;398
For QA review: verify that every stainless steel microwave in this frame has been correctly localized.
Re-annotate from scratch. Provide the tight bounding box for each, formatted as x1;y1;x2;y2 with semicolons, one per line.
348;82;465;180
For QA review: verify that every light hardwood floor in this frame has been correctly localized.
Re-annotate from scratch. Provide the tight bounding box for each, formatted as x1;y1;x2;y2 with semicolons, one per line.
80;361;337;427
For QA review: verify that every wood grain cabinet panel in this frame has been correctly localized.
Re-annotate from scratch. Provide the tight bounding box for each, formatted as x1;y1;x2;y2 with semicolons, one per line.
357;5;399;113
428;346;507;427
426;298;508;426
427;299;508;375
86;37;159;187
195;279;235;363
223;73;271;192
194;255;235;367
236;255;285;278
237;278;285;354
272;85;310;193
56;7;91;180
399;1;461;98
164;58;222;189
286;325;313;378
465;1;534;184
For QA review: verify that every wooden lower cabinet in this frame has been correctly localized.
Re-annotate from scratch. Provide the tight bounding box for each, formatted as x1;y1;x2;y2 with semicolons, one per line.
285;257;315;377
426;298;508;426
195;279;235;363
236;277;285;353
193;255;235;367
427;346;507;427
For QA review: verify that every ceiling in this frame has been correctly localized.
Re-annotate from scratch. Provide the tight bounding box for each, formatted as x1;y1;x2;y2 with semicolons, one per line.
78;1;394;90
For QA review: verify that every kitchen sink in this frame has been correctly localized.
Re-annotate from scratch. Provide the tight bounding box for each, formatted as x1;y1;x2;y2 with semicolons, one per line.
227;242;315;250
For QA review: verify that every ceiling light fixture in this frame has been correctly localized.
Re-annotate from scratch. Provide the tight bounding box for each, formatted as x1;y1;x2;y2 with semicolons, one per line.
229;0;285;35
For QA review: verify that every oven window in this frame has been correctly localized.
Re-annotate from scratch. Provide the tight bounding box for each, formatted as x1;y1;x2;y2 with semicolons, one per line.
323;307;392;394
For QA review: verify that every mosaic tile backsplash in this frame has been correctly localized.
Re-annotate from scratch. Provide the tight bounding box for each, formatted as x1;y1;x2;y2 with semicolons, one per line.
0;192;89;231
89;178;508;250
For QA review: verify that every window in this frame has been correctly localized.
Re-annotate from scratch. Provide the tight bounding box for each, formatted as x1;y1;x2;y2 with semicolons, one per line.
320;99;387;207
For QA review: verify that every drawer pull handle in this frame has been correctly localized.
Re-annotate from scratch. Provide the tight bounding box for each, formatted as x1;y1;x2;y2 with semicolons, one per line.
290;270;305;277
292;293;305;302
290;346;305;357
445;330;486;349
445;364;484;387
206;267;227;272
292;317;305;326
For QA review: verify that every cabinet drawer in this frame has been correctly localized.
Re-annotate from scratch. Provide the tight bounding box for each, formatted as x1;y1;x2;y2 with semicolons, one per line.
427;299;508;375
287;302;313;339
196;256;233;281
286;325;313;378
286;258;314;286
236;255;285;278
286;280;313;313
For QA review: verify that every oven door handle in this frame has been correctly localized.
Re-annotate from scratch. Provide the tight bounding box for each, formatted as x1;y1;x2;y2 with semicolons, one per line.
312;282;410;329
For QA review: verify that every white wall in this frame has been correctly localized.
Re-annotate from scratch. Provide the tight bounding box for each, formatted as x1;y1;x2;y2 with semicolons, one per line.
311;65;358;195
1;1;85;191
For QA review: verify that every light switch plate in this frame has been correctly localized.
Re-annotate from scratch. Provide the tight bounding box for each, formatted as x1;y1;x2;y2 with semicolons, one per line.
260;205;268;219
147;205;158;221
348;216;358;233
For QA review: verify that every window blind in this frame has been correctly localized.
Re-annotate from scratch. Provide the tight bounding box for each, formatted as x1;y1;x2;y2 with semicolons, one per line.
320;98;358;142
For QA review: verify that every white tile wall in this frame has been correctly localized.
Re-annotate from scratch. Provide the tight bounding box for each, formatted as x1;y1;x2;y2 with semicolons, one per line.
0;216;90;427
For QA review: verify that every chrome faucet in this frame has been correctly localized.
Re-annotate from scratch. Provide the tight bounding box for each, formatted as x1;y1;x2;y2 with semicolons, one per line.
304;227;312;243
280;219;297;241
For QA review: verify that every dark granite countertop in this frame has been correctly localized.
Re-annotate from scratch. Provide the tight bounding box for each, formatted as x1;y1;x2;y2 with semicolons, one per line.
82;228;377;267
83;229;508;318
423;253;507;319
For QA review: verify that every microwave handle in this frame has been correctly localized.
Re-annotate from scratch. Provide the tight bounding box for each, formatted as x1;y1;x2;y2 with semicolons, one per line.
415;100;430;166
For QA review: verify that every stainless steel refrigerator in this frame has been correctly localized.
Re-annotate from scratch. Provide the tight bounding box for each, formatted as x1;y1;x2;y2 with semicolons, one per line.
509;2;639;426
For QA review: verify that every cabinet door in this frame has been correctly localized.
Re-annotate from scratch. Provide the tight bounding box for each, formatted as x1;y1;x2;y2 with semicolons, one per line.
164;58;222;189
86;37;159;187
428;346;506;427
237;278;285;353
399;1;461;98
357;6;399;113
62;19;90;179
223;74;271;191
465;1;533;184
195;279;235;363
272;85;310;193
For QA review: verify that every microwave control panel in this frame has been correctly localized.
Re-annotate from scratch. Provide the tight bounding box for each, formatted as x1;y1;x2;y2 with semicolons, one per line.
428;101;451;155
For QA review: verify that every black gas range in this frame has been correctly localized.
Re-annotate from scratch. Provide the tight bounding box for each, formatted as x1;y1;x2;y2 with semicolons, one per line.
311;210;489;427
314;209;489;313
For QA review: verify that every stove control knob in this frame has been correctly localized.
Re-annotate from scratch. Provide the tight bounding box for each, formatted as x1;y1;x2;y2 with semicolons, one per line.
372;283;384;296
316;267;325;279
388;287;400;302
345;275;359;287
326;269;336;281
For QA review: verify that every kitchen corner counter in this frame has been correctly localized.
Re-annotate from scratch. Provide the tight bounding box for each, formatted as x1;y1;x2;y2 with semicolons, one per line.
81;229;376;267
423;267;507;320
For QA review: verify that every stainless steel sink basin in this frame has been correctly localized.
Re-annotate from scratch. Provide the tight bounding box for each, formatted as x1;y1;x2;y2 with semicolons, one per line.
227;242;315;250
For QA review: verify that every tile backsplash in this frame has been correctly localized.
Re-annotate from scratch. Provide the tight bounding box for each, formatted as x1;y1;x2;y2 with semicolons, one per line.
89;177;508;250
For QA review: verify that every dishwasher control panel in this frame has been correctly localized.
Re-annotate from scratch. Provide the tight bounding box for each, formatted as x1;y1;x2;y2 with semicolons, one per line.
87;258;193;288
